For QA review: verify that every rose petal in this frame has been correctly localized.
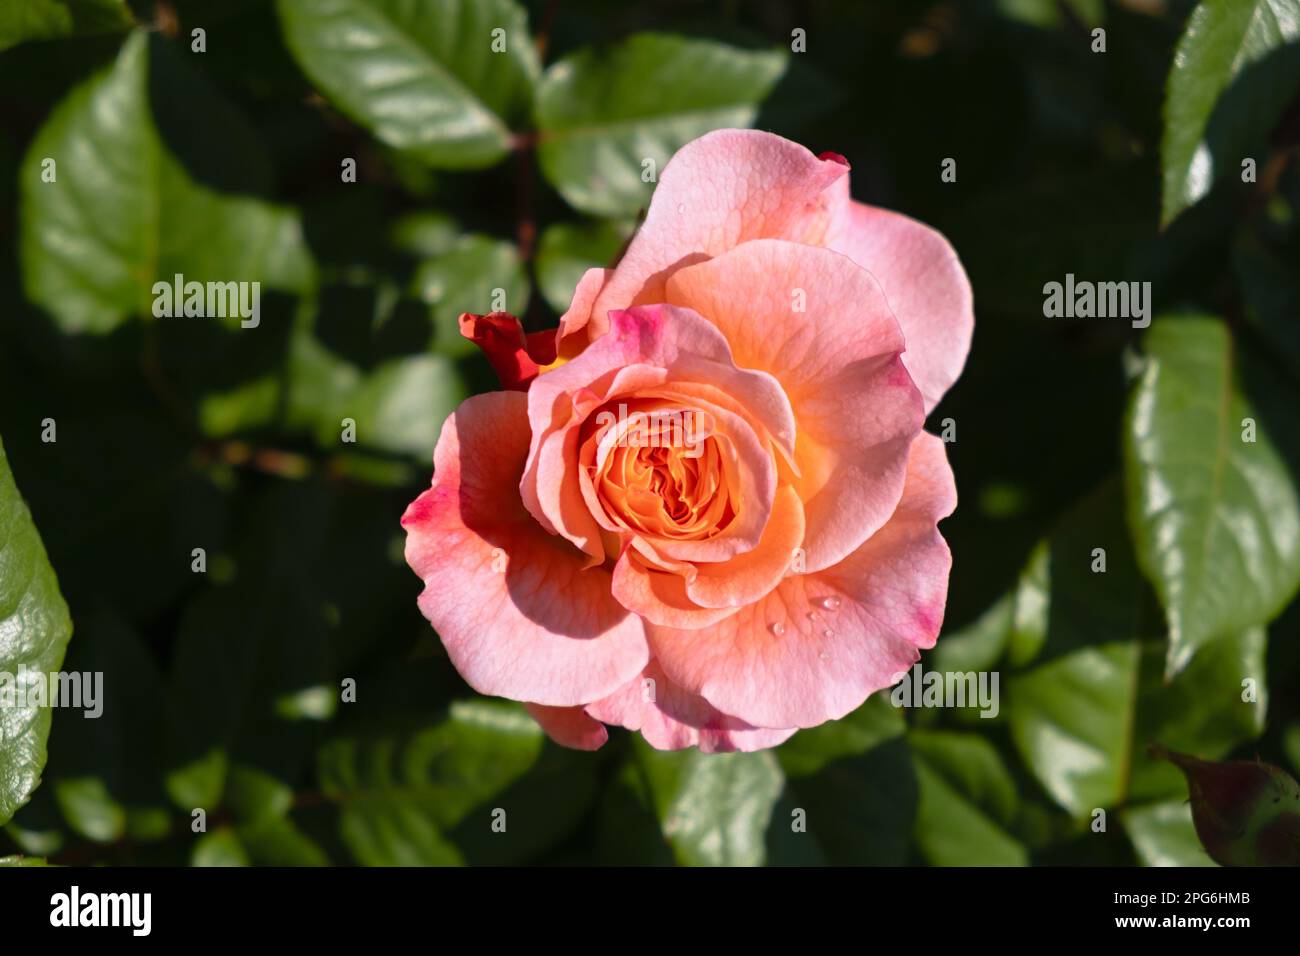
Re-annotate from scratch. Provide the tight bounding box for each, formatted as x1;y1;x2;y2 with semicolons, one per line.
579;130;851;341
830;202;973;413
403;391;649;707
555;266;610;359
666;238;925;572
525;703;609;751
586;660;797;753
648;432;955;728
458;311;541;391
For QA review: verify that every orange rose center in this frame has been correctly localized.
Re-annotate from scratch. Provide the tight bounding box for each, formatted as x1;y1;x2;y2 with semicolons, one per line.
584;403;738;543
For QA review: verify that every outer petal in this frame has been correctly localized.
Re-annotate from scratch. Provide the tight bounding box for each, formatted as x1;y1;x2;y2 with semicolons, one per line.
555;266;610;358
666;239;925;572
525;703;609;751
402;391;649;707
648;433;956;729
582;130;851;340
830;202;973;413
458;311;542;391
586;660;797;753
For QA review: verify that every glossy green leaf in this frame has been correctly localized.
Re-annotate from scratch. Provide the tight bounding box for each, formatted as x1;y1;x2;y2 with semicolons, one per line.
1124;315;1300;674
536;33;786;217
0;0;132;52
411;235;529;355
534;220;629;314
20;32;314;335
634;743;783;867
1122;800;1217;866
276;0;538;169
910;730;1028;867
0;855;51;866
1006;483;1268;817
1161;0;1300;225
0;436;73;827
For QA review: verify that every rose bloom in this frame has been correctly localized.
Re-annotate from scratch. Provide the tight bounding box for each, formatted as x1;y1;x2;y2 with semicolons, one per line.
403;130;973;752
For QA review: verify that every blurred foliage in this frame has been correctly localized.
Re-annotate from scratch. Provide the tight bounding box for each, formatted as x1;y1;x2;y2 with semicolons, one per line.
1;0;1299;867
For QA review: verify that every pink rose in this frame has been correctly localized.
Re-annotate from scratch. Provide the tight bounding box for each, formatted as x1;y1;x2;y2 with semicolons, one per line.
403;130;973;752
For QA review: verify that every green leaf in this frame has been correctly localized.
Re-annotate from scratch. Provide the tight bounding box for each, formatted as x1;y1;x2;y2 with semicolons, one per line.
929;592;1015;679
225;765;293;826
20;32;314;335
0;0;132;52
910;730;1028;867
276;0;538;169
535;220;629;314
1124;315;1300;674
1130;629;1267;801
634;743;783;867
774;694;917;865
0;436;73;827
1122;800;1217;866
1005;482;1268;817
536;33;786;217
1160;0;1300;225
191;827;251;867
325;354;464;460
235;816;330;866
996;0;1104;29
3;788;65;858
388;211;460;260
207;757;329;866
411;235;528;355
318;698;561;866
0;855;51;867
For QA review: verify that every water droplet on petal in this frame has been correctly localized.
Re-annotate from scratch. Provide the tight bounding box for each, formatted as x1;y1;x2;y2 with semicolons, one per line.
769;621;786;637
807;611;820;623
817;596;842;611
822;629;834;639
